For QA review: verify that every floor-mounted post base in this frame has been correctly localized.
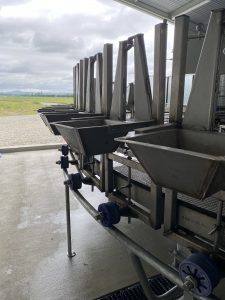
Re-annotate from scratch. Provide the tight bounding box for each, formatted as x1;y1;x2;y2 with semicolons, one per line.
64;181;76;258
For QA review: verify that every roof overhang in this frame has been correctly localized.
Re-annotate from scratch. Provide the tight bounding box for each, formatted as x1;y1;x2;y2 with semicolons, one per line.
113;0;225;30
113;0;211;21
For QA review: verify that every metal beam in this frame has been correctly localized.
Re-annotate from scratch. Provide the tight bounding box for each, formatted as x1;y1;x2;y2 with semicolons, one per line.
86;56;95;113
102;44;113;116
169;15;189;125
73;66;76;108
170;0;210;19
152;21;167;124
133;34;153;121
75;63;79;109
183;10;224;130
95;53;103;114
78;59;84;110
110;41;128;121
82;58;88;111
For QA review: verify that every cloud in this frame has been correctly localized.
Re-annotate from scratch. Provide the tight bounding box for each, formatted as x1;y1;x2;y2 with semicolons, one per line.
0;0;174;93
0;0;29;6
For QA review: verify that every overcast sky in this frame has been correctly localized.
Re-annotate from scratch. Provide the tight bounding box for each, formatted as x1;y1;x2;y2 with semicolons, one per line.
0;0;174;93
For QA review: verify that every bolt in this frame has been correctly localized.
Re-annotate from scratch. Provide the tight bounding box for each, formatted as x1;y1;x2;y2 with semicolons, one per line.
183;275;197;291
64;180;70;185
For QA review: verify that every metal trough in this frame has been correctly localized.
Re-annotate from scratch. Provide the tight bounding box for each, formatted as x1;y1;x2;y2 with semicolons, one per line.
118;128;225;199
54;118;153;155
54;34;155;156
39;112;103;135
37;104;77;113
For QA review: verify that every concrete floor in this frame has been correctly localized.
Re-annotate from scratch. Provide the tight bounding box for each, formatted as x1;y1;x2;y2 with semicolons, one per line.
0;149;223;300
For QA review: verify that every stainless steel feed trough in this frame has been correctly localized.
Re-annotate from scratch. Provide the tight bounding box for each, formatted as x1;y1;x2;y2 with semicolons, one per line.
37;105;77;113
118;127;225;200
54;34;154;156
40;112;103;135
55;118;153;155
119;10;225;201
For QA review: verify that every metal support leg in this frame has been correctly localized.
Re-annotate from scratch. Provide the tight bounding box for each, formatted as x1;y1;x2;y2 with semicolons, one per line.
105;154;114;194
164;189;178;233
130;252;156;300
150;182;164;229
212;199;224;252
127;164;132;224
129;252;181;300
65;181;76;258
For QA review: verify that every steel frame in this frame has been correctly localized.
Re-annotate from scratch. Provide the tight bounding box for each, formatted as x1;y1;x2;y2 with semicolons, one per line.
41;11;225;299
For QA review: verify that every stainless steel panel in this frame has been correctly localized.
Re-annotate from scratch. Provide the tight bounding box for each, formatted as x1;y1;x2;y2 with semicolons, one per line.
119;128;225;199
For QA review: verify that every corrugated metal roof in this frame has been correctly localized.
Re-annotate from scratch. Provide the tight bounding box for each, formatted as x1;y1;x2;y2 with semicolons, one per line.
114;0;225;26
140;0;191;13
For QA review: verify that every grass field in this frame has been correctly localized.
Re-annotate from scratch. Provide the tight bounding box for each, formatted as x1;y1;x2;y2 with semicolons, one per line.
0;95;73;116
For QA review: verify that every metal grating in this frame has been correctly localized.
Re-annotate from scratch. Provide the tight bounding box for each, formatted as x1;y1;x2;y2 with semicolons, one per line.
96;274;183;300
114;165;151;187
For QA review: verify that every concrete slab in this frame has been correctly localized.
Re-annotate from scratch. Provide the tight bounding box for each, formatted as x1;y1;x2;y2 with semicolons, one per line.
0;149;203;300
0;115;63;147
0;143;62;154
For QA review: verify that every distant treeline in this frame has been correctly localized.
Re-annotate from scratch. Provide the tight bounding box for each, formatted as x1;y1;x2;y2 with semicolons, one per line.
0;93;73;97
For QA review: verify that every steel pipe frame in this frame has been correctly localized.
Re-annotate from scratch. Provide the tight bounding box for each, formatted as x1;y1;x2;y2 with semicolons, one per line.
129;252;182;300
105;151;225;259
62;169;219;300
68;147;225;258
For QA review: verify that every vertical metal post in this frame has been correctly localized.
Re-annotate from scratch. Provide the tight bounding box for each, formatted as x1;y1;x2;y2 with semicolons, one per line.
95;53;103;114
127;82;134;118
86;56;95;113
164;189;178;233
78;59;84;110
100;154;105;191
183;10;224;130
104;154;114;194
110;41;128;121
82;58;88;111
133;34;153;121
152;21;168;124
102;44;113;116
165;76;169;105
149;182;164;229
127;163;132;224
169;15;189;125
150;23;168;230
129;252;156;300
65;182;76;258
76;63;80;109
213;200;224;252
73;65;76;108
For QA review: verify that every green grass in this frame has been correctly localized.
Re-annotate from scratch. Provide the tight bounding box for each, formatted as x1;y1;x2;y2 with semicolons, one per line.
0;95;73;116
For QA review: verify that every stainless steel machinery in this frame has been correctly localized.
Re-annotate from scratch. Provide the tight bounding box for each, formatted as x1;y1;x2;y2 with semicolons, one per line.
40;9;225;300
39;47;112;134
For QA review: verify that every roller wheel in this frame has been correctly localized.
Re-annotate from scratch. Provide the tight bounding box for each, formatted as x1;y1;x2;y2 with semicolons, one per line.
61;144;69;156
69;173;82;190
98;202;121;227
60;156;69;169
179;253;219;297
